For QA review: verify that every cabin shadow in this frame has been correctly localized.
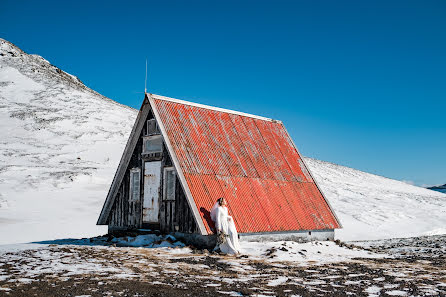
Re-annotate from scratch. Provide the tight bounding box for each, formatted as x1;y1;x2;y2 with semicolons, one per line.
32;237;110;247
31;230;186;248
200;207;215;233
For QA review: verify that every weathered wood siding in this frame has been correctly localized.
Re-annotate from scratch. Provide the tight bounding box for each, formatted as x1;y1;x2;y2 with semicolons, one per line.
159;176;197;233
108;119;144;229
109;183;125;228
159;147;197;233
108;108;198;234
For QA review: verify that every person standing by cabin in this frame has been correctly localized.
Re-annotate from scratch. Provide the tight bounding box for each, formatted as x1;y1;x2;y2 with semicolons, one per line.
210;197;241;254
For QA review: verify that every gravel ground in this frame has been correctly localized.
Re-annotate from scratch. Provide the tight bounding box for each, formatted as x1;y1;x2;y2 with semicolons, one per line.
0;235;445;297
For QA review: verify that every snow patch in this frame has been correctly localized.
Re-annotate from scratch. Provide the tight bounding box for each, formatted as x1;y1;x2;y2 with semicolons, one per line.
423;228;446;236
241;240;382;265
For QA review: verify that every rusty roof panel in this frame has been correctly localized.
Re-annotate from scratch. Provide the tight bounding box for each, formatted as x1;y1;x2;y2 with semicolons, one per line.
152;97;341;234
270;121;313;182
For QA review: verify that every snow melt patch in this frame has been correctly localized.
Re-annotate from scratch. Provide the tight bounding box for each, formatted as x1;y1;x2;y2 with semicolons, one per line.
423;228;446;236
241;240;382;265
110;234;186;248
267;276;288;286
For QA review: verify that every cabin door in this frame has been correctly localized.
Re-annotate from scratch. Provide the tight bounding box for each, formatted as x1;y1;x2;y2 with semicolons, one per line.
143;161;161;224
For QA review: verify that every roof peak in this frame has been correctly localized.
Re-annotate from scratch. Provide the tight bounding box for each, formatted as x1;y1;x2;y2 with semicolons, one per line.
149;93;280;123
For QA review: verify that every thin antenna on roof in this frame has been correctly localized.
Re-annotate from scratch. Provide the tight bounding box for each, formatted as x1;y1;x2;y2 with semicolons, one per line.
144;59;148;94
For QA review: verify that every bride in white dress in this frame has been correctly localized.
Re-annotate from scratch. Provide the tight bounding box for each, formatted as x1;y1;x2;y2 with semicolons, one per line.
210;198;242;255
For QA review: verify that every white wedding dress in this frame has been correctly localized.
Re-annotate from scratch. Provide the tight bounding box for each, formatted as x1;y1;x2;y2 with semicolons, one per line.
210;203;242;254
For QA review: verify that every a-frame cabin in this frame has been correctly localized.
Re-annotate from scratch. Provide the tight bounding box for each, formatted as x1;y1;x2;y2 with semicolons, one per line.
97;94;341;245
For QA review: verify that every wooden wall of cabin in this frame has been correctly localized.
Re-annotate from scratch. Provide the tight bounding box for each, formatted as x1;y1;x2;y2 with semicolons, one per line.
108;122;144;230
108;107;198;234
159;151;197;234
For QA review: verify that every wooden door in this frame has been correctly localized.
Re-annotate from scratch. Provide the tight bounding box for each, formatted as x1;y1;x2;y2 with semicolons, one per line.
143;161;161;223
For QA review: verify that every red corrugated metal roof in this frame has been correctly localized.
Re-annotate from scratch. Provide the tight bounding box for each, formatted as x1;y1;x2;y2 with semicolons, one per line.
152;96;340;234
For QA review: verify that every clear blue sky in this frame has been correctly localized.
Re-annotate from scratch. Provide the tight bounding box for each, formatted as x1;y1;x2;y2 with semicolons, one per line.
1;0;445;186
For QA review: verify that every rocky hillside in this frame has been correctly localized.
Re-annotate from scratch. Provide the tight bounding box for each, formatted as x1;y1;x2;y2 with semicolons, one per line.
0;38;136;244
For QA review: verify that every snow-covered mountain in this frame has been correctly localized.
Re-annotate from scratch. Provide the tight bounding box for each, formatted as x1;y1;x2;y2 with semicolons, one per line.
306;158;446;241
1;38;445;245
0;38;136;244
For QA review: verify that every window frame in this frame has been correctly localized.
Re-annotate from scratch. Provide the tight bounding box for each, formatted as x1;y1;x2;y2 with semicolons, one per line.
163;167;176;201
129;168;141;202
142;135;163;155
146;119;160;136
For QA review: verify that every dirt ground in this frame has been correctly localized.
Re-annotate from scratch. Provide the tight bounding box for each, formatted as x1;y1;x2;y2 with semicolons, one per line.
0;236;445;297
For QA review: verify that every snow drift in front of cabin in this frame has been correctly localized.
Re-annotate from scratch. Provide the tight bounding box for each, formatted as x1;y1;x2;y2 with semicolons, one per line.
0;38;445;245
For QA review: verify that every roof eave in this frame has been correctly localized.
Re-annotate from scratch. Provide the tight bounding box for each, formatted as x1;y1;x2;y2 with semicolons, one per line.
150;93;279;123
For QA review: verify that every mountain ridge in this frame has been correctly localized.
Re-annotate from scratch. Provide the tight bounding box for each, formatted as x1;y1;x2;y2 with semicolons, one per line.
0;38;137;243
0;38;133;112
427;184;446;194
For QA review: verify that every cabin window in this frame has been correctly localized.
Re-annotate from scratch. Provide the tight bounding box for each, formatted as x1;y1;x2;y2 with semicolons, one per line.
129;168;141;202
163;167;176;201
143;135;163;154
146;119;160;135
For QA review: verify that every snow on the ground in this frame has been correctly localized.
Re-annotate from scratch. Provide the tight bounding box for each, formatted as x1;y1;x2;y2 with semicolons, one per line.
33;233;381;264
0;235;445;296
0;236;379;291
306;158;446;241
240;240;380;265
0;232;377;266
35;233;188;249
0;235;384;295
0;38;136;244
1;37;445;246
